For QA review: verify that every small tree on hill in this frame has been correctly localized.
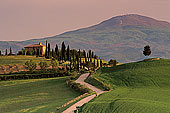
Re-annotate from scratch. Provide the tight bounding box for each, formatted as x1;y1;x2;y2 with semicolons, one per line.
0;50;2;56
143;45;151;59
67;45;70;61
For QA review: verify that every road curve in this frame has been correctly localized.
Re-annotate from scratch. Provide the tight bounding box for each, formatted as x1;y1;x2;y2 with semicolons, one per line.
62;73;105;113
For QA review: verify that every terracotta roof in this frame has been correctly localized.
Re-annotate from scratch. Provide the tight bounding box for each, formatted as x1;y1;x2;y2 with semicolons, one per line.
24;44;46;48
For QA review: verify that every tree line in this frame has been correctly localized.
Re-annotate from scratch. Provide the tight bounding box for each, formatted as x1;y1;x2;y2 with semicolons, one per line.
44;41;103;71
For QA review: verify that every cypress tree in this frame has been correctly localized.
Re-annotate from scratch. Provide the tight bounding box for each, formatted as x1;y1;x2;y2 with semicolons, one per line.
89;50;92;58
100;59;103;67
9;47;12;55
80;56;82;69
52;49;55;57
97;59;99;67
5;49;7;55
61;41;66;61
92;51;94;58
67;45;70;61
94;59;96;67
55;44;59;59
48;43;51;58
76;54;79;71
0;50;1;56
83;50;87;63
78;49;81;57
45;40;48;57
87;53;89;62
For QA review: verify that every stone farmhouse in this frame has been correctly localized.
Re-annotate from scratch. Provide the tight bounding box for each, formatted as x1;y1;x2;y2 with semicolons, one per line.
24;42;46;56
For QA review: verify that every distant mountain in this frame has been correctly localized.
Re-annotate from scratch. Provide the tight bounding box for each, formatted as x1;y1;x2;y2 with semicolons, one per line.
1;14;170;62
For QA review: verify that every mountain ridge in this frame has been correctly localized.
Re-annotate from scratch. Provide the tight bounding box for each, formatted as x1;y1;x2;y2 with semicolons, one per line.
0;14;170;62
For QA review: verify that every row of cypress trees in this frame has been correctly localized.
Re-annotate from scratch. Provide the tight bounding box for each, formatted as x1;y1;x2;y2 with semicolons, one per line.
44;41;102;71
0;48;12;56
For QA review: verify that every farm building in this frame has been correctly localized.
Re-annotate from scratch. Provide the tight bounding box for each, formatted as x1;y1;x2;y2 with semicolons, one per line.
24;42;46;56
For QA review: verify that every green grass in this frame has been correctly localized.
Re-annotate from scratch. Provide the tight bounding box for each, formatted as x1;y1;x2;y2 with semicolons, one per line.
0;55;50;65
80;59;170;113
0;77;80;113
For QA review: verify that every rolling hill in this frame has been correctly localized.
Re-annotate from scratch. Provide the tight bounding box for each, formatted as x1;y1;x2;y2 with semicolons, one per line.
1;14;170;62
80;59;170;113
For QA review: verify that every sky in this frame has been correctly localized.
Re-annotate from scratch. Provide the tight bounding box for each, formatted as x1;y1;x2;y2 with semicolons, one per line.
0;0;170;41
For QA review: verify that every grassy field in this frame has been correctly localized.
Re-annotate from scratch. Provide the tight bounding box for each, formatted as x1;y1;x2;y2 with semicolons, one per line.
81;59;170;113
0;77;80;113
0;55;50;65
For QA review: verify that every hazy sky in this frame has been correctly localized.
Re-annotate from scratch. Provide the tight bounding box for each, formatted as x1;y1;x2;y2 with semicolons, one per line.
0;0;170;41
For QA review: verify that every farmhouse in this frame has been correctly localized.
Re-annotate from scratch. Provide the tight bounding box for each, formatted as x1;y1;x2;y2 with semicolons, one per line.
24;42;46;56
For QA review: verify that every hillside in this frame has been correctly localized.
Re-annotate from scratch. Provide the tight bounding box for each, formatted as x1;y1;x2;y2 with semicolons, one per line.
0;77;80;113
80;59;170;112
1;14;170;62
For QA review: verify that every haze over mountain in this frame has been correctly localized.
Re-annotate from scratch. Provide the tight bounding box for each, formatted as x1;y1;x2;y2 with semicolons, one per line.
1;14;170;62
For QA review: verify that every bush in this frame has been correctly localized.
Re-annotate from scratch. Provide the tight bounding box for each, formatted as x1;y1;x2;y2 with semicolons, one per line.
39;62;48;71
67;80;93;94
25;60;37;72
51;59;59;71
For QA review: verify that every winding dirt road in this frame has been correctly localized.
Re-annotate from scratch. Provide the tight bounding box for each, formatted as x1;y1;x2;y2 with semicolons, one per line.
62;73;104;113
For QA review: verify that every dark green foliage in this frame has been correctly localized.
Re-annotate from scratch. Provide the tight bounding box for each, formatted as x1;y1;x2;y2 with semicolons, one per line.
109;59;117;66
143;45;151;58
25;60;37;72
48;43;51;57
39;61;48;71
0;50;1;56
45;40;48;57
9;47;12;55
97;59;99;67
5;49;7;55
61;41;66;61
52;49;55;57
67;45;70;61
67;80;93;94
92;51;94;58
100;58;102;67
55;44;59;60
51;59;58;71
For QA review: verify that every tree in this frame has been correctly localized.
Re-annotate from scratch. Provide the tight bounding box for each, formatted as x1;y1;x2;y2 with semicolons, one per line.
97;59;99;67
25;60;37;72
9;47;12;55
100;59;103;67
48;43;51;58
83;50;87;63
55;44;59;59
0;50;2;56
92;51;94;58
5;49;7;55
52;49;55;57
143;45;151;59
76;54;79;71
39;62;48;71
67;45;70;61
109;59;117;66
94;59;96;68
45;40;48;57
61;41;66;61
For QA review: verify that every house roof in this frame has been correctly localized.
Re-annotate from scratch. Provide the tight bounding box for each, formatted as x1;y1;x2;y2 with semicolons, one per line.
24;44;46;48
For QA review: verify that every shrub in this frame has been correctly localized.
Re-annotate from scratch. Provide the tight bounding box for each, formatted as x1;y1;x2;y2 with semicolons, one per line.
39;61;48;71
51;59;59;71
25;60;37;72
67;80;93;94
